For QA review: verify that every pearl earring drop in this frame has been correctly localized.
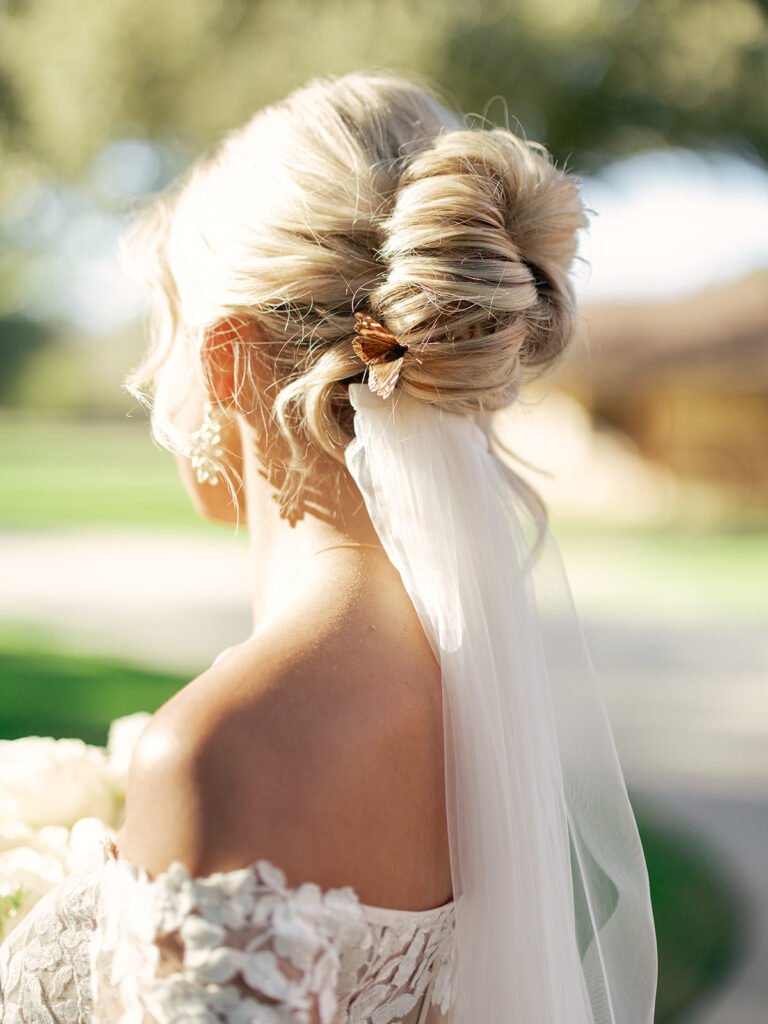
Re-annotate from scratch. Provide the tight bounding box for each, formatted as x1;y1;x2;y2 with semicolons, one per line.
184;402;224;485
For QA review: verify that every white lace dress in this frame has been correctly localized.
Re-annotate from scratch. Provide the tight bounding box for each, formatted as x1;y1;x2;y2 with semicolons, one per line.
0;841;456;1024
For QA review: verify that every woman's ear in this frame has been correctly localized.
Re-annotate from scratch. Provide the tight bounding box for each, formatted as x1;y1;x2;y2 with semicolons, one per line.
202;317;269;415
202;318;241;405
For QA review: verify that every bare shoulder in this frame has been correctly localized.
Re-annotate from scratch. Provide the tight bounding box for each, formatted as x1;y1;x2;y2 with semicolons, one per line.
120;584;450;910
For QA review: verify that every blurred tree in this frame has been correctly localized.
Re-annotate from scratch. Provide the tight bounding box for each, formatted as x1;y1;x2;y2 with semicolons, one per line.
0;0;766;207
0;314;54;403
442;0;768;171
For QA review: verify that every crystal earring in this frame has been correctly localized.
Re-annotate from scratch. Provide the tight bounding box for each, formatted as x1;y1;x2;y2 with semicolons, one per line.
185;402;225;485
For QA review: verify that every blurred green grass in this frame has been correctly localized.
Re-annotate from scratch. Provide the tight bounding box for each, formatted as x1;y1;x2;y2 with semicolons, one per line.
0;622;184;745
554;521;768;621
0;415;200;528
0;620;745;1024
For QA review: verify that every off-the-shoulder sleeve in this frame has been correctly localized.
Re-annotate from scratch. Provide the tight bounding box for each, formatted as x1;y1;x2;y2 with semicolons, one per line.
90;853;457;1024
90;855;375;1024
1;847;456;1024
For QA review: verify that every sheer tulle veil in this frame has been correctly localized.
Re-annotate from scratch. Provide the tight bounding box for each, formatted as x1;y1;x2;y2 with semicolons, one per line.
345;382;658;1024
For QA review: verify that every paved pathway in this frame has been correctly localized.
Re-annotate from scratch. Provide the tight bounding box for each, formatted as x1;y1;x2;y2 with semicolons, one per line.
0;528;253;672
0;528;766;1022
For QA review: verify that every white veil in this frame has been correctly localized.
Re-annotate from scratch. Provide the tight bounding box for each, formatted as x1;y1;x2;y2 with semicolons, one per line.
345;382;657;1024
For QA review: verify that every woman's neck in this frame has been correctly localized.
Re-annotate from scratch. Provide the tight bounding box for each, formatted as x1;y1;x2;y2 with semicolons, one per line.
238;420;384;631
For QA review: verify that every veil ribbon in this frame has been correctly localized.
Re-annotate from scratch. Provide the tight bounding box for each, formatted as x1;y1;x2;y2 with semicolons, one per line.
345;383;657;1024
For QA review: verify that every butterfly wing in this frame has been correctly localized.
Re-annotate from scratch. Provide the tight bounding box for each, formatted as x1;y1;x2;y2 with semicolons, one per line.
353;314;399;354
352;314;408;398
367;356;405;399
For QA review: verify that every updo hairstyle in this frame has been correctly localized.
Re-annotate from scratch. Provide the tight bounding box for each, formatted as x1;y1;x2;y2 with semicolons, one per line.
122;72;587;520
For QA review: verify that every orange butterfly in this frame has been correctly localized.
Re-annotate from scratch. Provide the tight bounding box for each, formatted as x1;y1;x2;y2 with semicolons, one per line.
352;313;409;399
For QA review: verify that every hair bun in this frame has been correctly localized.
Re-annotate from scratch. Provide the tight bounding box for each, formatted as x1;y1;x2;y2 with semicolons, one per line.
123;71;589;520
370;128;587;410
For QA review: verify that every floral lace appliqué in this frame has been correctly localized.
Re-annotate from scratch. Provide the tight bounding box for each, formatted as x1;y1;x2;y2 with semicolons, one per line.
0;856;102;1023
1;842;455;1024
91;851;456;1024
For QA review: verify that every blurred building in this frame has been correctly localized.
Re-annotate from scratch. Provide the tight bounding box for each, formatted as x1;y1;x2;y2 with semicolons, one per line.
568;271;768;504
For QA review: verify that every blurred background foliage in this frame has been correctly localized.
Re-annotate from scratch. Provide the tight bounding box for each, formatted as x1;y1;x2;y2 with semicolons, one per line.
0;0;767;202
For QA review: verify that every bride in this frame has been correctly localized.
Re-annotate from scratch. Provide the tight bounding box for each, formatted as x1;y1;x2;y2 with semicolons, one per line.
0;73;657;1023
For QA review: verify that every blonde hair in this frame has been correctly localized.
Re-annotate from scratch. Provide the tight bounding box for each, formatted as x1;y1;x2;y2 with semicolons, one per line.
121;72;587;521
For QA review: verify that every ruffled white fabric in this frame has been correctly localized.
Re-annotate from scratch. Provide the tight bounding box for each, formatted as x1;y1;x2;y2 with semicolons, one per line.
0;841;456;1024
345;383;657;1024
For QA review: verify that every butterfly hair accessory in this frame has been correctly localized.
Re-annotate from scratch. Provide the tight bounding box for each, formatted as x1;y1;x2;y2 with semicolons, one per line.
352;312;409;399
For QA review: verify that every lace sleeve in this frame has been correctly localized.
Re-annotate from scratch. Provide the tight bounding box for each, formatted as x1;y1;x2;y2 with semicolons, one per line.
91;854;365;1024
0;858;101;1024
1;843;455;1024
90;852;456;1024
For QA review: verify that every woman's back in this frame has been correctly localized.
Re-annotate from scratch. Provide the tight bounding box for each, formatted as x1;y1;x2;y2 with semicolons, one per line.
120;545;454;912
0;549;457;1024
